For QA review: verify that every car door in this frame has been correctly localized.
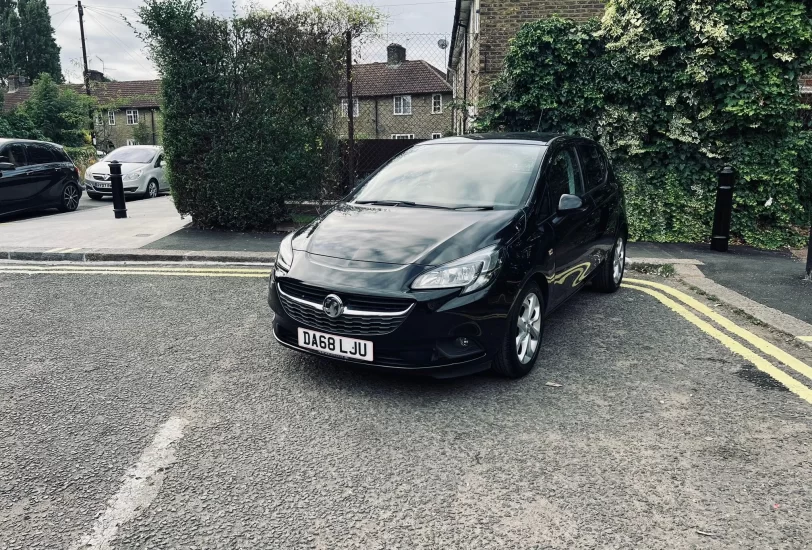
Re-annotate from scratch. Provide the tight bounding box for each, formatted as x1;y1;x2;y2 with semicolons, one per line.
0;143;36;215
23;143;61;206
577;141;617;265
154;152;166;189
544;144;593;309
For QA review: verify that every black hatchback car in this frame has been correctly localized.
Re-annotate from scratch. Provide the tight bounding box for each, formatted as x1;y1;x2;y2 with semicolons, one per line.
0;139;82;217
268;133;627;378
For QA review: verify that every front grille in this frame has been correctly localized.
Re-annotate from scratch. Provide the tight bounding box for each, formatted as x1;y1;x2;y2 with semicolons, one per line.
277;280;413;336
280;280;411;313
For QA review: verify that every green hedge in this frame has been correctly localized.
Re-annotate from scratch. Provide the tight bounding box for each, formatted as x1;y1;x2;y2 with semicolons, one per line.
479;1;812;248
65;146;97;178
136;0;379;230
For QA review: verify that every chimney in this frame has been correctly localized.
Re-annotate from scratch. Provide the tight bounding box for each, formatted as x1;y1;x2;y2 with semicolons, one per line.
7;75;19;93
387;44;406;66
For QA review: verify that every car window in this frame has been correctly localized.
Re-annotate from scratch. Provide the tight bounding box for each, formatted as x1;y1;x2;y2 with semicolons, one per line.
25;144;56;165
353;143;546;209
578;143;608;192
105;147;156;164
52;147;71;163
545;147;584;209
155;154;164;167
1;144;27;167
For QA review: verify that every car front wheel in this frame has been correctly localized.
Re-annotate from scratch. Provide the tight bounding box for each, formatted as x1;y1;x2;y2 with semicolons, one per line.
58;183;81;212
145;180;159;199
491;281;544;379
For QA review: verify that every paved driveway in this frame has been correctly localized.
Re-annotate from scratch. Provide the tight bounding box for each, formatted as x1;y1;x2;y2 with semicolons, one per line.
0;264;810;549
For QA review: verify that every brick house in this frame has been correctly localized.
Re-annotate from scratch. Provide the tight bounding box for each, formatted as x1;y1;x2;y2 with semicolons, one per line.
339;44;453;140
448;0;605;133
3;72;162;151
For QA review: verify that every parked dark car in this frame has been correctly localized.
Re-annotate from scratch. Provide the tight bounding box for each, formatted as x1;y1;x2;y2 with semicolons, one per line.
268;133;627;378
0;139;82;217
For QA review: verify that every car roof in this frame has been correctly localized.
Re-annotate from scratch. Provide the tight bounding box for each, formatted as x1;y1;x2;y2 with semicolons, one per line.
0;138;65;148
418;132;570;146
113;145;162;150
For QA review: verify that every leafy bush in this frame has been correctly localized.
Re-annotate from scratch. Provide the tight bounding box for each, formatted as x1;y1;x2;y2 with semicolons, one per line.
18;73;92;147
136;0;380;230
65;145;98;179
479;1;812;248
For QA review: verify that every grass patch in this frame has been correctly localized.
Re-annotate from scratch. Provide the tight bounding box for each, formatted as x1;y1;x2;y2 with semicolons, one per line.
629;262;676;278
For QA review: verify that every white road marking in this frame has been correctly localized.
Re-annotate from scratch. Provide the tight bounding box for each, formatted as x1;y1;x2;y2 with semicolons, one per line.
68;416;189;550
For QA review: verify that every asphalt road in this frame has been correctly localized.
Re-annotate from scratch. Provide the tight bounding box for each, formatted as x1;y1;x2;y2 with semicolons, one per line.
1;265;810;549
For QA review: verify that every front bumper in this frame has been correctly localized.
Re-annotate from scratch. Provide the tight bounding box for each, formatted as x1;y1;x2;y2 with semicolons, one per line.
84;177;146;194
268;273;515;377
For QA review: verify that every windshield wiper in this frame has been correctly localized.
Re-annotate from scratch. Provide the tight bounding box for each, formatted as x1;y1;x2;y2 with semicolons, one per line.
454;205;494;211
355;200;452;210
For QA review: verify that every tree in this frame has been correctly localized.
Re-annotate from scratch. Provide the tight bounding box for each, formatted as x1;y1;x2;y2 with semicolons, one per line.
18;74;92;146
0;1;23;79
18;0;61;82
132;119;153;145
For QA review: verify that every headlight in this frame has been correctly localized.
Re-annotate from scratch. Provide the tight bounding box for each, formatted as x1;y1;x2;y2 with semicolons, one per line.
123;169;143;181
412;245;501;294
276;232;295;272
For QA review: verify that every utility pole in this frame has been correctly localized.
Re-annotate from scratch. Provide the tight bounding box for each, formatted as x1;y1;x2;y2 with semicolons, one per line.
346;30;355;191
77;1;90;97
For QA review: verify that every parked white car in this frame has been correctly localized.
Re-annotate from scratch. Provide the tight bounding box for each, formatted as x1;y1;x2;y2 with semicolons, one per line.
84;145;167;199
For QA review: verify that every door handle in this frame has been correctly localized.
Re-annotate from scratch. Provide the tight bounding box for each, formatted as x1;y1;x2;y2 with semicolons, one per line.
24;171;34;176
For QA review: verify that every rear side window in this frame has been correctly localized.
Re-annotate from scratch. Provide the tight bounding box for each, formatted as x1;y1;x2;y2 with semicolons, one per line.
52;147;71;163
1;143;27;167
25;144;56;165
578;143;608;192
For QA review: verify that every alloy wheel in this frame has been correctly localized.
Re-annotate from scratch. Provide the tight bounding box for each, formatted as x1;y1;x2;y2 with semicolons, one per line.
612;237;625;285
148;181;158;198
515;292;541;364
63;185;79;210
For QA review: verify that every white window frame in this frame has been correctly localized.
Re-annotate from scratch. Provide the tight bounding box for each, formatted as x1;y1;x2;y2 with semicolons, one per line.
393;95;412;116
95;112;103;125
126;109;139;125
126;139;137;146
431;133;442;139
108;110;116;126
391;134;415;140
432;94;443;114
474;0;480;34
341;98;359;118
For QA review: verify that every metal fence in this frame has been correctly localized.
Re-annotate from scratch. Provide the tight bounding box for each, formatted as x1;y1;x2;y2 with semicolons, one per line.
340;32;461;190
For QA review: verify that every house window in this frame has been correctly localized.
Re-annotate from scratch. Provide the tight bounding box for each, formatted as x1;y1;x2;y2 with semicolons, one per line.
95;112;103;125
431;133;442;139
391;134;414;140
474;0;480;34
432;94;443;114
341;98;359;118
393;95;412;115
126;139;137;146
126;109;139;125
108;110;116;126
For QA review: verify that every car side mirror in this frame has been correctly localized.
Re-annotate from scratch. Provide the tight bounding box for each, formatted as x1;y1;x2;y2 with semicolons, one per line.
557;194;584;213
0;161;15;171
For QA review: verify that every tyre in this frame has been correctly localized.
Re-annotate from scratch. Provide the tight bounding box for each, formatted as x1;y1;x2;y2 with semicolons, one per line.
592;234;626;293
145;180;159;199
88;192;103;200
58;183;81;212
491;281;544;378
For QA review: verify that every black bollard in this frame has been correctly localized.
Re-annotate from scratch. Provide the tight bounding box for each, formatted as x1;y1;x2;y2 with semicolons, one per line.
109;160;127;219
711;166;734;252
806;225;811;281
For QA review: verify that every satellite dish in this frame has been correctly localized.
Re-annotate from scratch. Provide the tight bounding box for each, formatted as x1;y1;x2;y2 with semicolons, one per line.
438;39;448;50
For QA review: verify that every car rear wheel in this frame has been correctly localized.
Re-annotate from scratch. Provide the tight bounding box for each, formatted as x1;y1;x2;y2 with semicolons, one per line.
592;235;626;293
491;281;544;379
58;183;81;212
145;180;159;199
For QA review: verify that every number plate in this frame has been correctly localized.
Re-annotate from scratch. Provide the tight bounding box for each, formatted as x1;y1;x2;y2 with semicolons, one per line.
95;181;111;188
297;328;373;362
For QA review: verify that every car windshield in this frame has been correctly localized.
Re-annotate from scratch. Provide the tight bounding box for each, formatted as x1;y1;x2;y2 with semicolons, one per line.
352;143;546;210
105;148;155;164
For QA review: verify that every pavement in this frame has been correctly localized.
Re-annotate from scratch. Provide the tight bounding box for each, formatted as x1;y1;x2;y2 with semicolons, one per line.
0;196;189;250
628;242;811;325
0;262;811;548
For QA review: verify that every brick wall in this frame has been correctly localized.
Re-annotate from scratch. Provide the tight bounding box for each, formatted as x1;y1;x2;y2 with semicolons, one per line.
479;0;606;95
337;93;454;140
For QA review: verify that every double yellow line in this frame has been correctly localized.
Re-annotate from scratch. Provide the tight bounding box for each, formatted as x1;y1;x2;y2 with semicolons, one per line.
624;278;812;406
0;263;272;278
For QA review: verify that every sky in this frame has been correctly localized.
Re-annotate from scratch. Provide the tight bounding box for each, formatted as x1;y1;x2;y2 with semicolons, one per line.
46;0;457;83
